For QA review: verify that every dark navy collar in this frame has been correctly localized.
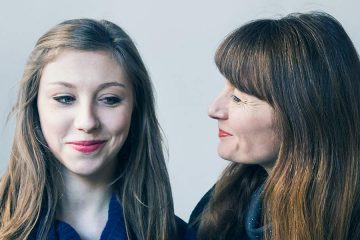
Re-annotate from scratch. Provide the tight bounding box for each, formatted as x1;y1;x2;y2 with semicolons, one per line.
48;193;127;240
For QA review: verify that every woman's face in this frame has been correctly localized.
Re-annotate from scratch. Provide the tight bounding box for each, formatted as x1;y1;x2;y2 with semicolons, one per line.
37;49;133;179
208;79;280;171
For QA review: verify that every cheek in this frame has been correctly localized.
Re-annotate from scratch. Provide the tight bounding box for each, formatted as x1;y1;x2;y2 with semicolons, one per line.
246;118;280;163
231;110;278;152
38;103;69;141
231;108;274;139
101;109;132;135
230;114;258;138
39;113;71;152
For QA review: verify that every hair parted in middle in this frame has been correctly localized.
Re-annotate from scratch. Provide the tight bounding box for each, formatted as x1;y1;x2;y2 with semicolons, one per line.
0;19;177;240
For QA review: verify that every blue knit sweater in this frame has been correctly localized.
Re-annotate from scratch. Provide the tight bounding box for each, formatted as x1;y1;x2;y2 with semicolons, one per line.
29;193;194;239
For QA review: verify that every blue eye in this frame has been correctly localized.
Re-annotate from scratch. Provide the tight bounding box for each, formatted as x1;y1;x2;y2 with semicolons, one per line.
99;96;122;106
53;95;75;104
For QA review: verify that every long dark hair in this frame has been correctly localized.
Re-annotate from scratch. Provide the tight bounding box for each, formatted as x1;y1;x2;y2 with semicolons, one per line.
0;19;177;240
198;12;360;239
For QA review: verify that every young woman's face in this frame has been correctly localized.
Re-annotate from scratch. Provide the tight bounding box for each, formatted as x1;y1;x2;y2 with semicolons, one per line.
208;79;280;171
37;50;133;179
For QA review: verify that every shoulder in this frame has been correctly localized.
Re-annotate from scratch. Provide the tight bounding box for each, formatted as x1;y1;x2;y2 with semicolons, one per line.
188;185;215;232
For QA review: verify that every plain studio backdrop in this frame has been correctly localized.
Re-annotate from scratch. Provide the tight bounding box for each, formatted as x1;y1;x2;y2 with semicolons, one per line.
0;0;359;221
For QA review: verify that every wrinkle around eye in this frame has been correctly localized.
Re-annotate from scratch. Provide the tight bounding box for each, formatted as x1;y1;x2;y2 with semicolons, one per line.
230;94;248;105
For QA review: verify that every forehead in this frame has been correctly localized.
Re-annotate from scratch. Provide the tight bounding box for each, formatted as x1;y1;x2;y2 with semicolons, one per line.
40;49;130;88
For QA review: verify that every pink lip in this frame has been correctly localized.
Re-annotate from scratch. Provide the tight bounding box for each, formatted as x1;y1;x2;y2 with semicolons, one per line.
67;140;107;153
219;129;233;138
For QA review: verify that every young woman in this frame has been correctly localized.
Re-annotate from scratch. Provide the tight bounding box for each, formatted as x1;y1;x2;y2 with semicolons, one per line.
0;19;191;240
189;12;360;239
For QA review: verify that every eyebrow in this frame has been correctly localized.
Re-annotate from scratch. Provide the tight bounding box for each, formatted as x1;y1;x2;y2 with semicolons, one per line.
48;81;127;89
99;82;126;89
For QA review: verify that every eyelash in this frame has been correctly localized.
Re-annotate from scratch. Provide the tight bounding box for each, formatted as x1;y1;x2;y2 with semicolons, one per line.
53;95;75;105
98;96;122;106
52;95;122;106
231;94;242;103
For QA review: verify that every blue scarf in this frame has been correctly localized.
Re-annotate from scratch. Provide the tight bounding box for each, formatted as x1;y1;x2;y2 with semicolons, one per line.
244;185;270;240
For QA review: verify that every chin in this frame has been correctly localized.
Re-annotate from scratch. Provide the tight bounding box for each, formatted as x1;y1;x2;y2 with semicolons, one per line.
68;167;100;177
217;149;235;162
61;161;104;177
217;149;251;164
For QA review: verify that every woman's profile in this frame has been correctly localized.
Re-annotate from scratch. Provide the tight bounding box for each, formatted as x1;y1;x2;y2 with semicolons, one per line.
0;19;191;240
190;12;360;239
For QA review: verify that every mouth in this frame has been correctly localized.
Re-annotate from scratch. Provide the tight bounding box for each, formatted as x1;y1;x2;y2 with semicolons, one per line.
218;129;232;138
67;140;107;153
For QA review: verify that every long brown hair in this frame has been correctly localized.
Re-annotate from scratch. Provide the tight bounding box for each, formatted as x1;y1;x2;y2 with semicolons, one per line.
0;19;177;240
198;12;360;239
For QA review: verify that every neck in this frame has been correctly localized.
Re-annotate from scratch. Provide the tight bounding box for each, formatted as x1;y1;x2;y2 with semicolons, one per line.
58;169;114;214
56;170;114;239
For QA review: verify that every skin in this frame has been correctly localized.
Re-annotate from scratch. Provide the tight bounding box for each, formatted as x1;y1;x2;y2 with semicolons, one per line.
208;79;280;172
37;49;133;239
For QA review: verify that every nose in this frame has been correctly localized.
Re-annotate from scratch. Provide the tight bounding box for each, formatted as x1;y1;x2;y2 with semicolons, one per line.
208;93;228;120
74;101;100;133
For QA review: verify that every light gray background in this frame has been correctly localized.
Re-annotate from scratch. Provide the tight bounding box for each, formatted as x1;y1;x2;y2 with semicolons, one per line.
1;0;359;221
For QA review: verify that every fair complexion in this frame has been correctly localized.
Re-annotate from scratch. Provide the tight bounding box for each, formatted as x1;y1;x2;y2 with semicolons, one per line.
37;49;133;240
208;79;280;172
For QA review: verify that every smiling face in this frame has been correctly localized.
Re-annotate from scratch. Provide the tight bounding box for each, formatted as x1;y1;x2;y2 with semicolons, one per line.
37;49;133;180
208;79;280;171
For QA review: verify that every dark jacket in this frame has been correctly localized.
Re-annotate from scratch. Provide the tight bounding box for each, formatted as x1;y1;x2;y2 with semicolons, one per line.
188;185;266;240
29;193;195;240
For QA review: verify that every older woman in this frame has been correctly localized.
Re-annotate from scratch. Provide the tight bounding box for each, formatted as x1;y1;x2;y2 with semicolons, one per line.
190;12;360;240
